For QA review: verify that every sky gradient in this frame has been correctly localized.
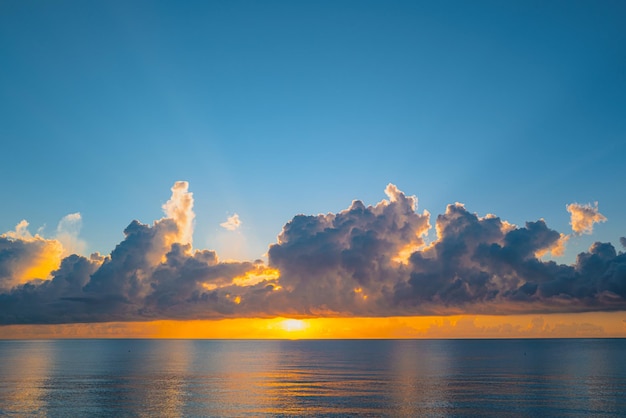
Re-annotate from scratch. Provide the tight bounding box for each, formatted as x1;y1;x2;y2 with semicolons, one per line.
1;1;625;337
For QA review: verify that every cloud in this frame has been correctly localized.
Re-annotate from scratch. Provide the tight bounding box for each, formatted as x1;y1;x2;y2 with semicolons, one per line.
535;233;569;258
566;202;607;235
267;184;431;316
394;204;626;314
1;181;626;325
0;183;261;323
0;221;64;291
56;212;86;256
220;214;241;231
4;220;33;240
0;210;91;294
162;181;195;246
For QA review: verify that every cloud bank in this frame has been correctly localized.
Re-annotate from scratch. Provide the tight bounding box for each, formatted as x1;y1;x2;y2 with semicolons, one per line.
1;182;625;324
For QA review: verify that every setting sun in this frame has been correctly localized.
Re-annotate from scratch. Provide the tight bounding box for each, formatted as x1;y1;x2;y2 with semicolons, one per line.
1;1;624;416
280;319;308;333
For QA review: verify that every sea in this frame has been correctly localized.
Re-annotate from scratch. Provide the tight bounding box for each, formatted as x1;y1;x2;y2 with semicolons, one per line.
1;339;625;417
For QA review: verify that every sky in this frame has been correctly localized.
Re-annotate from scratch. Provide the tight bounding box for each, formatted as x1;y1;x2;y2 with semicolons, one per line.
1;1;625;338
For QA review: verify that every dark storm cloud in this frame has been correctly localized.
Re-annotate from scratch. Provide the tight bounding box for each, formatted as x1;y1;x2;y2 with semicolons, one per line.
1;182;625;324
0;182;259;323
0;254;100;323
393;204;626;314
266;184;431;316
0;220;259;323
0;236;40;289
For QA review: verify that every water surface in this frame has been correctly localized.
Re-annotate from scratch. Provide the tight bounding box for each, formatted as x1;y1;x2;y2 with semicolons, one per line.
1;339;625;416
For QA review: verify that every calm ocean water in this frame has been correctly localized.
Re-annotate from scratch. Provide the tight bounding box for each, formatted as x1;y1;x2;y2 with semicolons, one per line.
0;339;625;417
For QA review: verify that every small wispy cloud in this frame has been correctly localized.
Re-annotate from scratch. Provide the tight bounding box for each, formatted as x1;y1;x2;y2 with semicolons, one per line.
220;214;242;231
56;212;85;256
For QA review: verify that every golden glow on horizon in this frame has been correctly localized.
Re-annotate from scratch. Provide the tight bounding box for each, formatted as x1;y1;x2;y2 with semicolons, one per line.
1;312;626;340
279;319;308;333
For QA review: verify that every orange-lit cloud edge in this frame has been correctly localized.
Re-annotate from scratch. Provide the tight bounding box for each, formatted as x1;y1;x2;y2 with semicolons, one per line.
2;313;625;339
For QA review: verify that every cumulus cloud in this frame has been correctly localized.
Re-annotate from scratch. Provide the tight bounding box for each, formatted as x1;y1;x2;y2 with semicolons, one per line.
0;221;64;291
566;202;607;235
267;184;431;316
0;212;90;293
1;181;626;325
0;182;261;323
56;213;86;256
220;214;241;231
162;181;195;246
4;220;33;240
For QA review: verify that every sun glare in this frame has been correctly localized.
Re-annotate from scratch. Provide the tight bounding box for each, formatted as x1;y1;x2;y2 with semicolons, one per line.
280;319;307;333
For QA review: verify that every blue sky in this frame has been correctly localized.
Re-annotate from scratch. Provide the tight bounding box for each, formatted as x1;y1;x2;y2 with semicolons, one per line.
1;0;625;262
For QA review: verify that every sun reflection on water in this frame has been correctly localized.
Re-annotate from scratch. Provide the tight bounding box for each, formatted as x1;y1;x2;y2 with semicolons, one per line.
1;341;54;415
2;340;626;416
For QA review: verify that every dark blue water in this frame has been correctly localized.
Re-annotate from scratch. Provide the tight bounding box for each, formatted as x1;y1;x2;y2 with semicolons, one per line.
1;339;625;417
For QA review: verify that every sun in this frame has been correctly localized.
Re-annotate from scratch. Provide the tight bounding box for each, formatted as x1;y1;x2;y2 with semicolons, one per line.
280;319;308;333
